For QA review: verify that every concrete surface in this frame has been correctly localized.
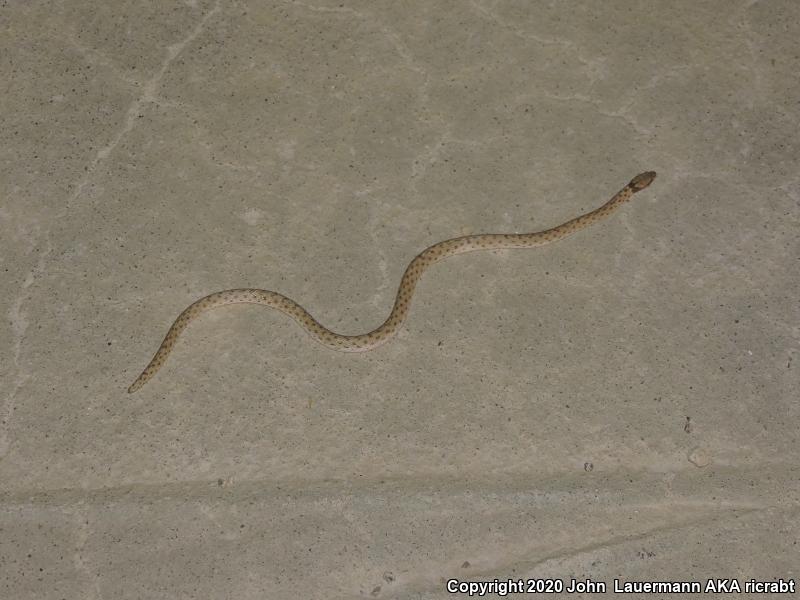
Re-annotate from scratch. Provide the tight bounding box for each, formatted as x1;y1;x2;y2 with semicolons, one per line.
1;1;798;598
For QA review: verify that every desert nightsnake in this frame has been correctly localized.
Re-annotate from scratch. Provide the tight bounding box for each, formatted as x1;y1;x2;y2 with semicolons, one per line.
128;171;656;393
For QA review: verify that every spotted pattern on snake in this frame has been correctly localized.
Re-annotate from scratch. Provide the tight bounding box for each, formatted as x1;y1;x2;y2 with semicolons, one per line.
127;171;656;393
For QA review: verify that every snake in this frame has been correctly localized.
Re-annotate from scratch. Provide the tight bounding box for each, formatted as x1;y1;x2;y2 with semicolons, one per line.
127;171;656;393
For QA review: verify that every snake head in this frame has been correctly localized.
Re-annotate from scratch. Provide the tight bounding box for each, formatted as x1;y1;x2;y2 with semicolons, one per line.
629;171;657;191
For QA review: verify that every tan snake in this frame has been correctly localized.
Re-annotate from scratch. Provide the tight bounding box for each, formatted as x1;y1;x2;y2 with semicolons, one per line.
128;171;656;393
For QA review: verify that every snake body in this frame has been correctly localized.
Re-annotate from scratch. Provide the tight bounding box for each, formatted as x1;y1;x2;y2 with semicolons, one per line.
128;171;656;393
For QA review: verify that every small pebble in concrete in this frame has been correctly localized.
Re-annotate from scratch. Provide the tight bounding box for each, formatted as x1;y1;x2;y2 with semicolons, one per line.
688;447;711;467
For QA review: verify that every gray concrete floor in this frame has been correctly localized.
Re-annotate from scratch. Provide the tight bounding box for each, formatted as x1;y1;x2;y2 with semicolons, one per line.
2;1;798;598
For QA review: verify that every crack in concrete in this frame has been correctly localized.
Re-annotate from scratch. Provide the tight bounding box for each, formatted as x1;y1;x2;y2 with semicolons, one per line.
0;1;223;461
71;506;102;600
3;467;798;508
469;0;577;48
69;0;223;203
456;506;763;588
0;231;52;459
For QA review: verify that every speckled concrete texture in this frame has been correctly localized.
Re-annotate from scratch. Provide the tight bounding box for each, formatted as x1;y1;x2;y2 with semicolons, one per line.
1;1;798;598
